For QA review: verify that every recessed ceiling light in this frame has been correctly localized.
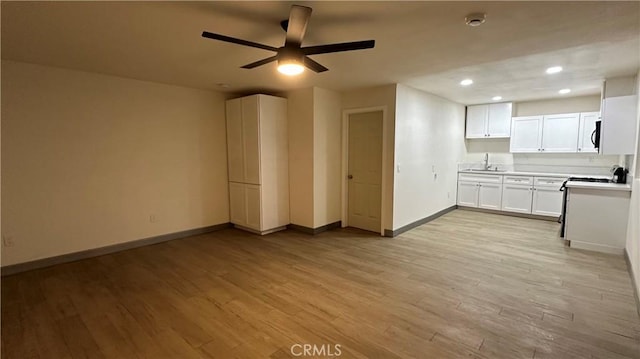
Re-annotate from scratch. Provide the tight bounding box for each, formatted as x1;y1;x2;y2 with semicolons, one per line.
558;88;571;94
546;66;563;74
465;13;486;27
492;96;503;101
460;79;473;86
216;83;231;88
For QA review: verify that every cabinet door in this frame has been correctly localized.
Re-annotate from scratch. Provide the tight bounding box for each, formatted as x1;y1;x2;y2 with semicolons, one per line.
457;181;479;207
487;102;512;138
226;99;244;183
541;113;580;153
510;116;543;152
478;183;502;210
532;187;563;217
241;96;261;184
501;184;532;213
601;95;638;155
466;105;488;138
577;112;599;153
229;182;246;226
245;184;262;230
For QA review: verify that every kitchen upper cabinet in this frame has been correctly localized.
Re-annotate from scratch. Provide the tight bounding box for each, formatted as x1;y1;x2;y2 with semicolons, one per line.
577;112;599;153
466;102;513;139
510;116;543;152
541;113;580;153
511;113;585;153
601;95;638;155
226;94;289;234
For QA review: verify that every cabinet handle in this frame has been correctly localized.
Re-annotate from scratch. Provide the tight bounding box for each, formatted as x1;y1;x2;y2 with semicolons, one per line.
541;148;545;151
578;148;582;151
487;134;491;137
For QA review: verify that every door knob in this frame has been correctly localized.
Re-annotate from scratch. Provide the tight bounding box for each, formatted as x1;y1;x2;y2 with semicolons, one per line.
348;175;353;179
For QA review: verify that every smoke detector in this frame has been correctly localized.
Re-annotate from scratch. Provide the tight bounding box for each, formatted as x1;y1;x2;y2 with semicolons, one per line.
465;13;486;27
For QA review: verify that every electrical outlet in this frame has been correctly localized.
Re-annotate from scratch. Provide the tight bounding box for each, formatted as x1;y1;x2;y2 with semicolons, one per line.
149;214;157;223
3;235;15;247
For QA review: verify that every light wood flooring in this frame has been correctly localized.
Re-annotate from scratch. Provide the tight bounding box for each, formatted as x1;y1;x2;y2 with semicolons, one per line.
2;210;640;358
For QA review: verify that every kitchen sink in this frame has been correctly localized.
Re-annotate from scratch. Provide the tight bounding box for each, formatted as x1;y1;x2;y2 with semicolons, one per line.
466;169;507;173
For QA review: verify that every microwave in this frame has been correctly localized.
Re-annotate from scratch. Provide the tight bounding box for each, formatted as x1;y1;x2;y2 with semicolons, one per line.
592;120;601;150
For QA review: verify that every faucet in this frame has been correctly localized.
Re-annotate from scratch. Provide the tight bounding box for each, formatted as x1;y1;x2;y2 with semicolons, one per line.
483;153;491;170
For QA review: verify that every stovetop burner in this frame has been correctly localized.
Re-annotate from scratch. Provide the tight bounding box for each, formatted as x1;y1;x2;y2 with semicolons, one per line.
567;177;611;183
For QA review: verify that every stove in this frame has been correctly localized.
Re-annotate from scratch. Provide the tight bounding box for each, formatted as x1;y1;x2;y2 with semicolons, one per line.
566;177;611;183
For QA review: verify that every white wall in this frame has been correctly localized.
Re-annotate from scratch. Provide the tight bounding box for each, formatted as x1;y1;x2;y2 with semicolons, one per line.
313;87;342;228
286;88;315;228
1;61;229;266
625;71;640;302
393;84;466;230
342;85;397;231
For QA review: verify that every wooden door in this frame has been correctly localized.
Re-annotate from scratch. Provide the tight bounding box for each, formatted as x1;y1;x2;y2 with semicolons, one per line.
348;111;383;233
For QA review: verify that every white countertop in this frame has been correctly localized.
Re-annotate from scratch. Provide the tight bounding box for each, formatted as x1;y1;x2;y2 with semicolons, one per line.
457;169;606;178
566;181;632;192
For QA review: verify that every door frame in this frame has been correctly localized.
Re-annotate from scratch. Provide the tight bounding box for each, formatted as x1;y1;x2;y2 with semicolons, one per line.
341;106;388;236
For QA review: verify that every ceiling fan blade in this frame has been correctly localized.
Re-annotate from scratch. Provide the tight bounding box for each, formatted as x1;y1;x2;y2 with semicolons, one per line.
241;56;278;69
302;40;375;55
202;31;278;52
303;57;328;73
285;5;312;47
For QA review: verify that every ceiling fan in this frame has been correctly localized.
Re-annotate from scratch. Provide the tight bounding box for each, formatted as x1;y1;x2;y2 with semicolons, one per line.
201;5;375;76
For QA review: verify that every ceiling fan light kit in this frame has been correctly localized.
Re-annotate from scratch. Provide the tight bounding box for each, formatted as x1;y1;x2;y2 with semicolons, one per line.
202;5;375;76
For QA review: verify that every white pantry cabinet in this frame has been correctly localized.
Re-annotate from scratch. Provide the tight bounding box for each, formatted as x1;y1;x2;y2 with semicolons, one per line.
457;173;503;209
466;102;513;139
577;112;599;153
226;94;289;234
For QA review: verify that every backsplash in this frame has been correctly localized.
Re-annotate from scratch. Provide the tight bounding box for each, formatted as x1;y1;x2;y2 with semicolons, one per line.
463;142;623;176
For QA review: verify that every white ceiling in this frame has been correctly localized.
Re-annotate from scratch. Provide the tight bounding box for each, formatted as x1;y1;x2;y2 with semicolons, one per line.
2;1;639;105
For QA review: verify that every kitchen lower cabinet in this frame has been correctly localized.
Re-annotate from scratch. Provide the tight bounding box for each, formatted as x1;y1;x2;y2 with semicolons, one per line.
459;172;564;218
501;184;533;213
457;173;503;209
457;181;479;207
501;175;534;213
478;183;503;210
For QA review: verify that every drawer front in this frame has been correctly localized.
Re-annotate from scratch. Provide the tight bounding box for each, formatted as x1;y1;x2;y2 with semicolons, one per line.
458;173;503;184
503;175;533;185
534;177;566;188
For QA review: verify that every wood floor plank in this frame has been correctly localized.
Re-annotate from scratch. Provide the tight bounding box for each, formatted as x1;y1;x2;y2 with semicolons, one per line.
2;209;639;358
